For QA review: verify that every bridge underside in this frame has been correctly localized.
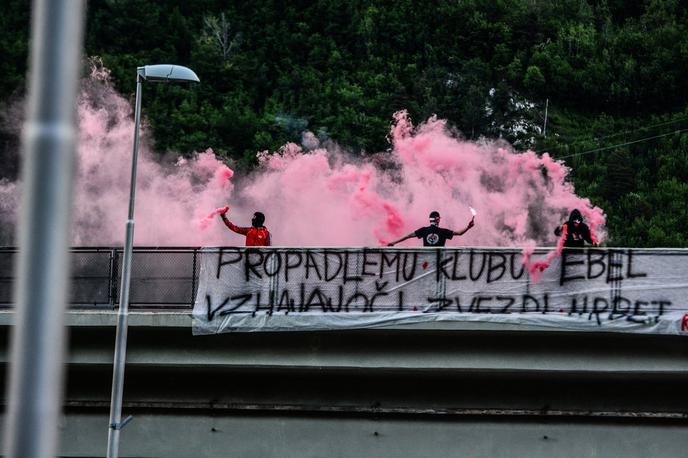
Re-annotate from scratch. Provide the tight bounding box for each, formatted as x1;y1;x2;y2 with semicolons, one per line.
1;312;687;457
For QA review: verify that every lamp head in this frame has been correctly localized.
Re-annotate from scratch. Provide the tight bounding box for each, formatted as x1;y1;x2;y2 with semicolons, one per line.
137;65;199;83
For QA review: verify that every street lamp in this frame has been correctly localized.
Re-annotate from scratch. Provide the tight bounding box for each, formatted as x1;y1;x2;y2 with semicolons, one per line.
106;64;199;458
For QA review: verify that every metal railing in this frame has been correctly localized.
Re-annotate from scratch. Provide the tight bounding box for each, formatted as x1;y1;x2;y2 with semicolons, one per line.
0;247;201;309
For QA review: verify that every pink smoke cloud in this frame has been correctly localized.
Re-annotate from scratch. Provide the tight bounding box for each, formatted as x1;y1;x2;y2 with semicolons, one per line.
0;70;606;248
521;228;569;283
231;110;605;247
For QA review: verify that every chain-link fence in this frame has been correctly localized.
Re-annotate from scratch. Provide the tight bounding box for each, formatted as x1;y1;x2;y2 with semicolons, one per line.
0;247;200;309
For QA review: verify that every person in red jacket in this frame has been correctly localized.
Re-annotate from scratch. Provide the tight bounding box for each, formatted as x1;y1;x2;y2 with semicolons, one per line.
218;207;271;246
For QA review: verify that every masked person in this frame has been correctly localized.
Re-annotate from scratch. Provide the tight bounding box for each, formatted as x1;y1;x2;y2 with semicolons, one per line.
387;211;475;247
554;209;596;248
219;208;271;246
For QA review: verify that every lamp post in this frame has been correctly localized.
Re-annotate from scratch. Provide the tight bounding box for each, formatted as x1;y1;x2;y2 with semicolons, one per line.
106;65;199;458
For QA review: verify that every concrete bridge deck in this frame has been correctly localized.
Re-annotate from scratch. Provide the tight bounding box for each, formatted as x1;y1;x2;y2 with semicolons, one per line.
0;311;686;457
0;248;686;457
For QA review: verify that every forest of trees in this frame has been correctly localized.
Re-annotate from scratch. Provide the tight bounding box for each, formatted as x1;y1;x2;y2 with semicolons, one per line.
1;0;687;246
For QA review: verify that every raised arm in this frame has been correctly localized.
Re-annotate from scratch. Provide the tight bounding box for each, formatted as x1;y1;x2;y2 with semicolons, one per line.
452;217;475;236
220;213;250;236
387;232;416;247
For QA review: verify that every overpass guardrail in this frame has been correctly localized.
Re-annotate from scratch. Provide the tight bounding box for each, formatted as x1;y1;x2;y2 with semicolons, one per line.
0;247;200;309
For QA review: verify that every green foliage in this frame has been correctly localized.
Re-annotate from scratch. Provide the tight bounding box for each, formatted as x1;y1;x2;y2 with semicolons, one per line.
523;65;546;91
0;0;29;97
1;0;688;246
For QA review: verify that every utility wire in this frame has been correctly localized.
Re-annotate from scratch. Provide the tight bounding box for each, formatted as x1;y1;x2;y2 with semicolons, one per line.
555;127;688;160
539;115;688;153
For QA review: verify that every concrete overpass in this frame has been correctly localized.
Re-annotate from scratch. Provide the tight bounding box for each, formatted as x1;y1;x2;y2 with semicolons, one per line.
0;248;687;457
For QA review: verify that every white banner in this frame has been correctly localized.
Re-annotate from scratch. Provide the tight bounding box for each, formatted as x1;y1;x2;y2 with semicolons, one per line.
192;247;688;335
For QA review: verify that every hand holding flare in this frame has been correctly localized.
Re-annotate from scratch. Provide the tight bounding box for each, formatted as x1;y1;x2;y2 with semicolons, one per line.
198;205;230;230
467;206;476;228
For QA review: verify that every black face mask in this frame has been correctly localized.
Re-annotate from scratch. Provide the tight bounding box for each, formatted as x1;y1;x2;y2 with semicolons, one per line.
252;212;265;227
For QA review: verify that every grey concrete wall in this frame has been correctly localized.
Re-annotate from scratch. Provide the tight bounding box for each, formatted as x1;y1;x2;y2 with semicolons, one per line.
1;311;687;457
2;411;685;458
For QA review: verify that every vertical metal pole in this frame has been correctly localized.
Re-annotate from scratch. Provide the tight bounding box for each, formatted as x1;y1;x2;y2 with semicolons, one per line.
3;1;85;457
106;75;143;458
190;248;198;307
543;98;549;138
108;248;116;307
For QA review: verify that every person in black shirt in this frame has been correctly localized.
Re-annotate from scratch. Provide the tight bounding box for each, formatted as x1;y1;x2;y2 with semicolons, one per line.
554;209;597;248
387;211;475;247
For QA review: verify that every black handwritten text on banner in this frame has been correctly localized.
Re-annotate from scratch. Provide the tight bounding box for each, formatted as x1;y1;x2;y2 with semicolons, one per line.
192;248;688;335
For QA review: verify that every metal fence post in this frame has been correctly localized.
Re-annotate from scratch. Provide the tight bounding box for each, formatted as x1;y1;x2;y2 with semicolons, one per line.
190;248;198;308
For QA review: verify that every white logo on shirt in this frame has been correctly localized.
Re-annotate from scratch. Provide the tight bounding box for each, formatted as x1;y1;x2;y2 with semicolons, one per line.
426;233;440;245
